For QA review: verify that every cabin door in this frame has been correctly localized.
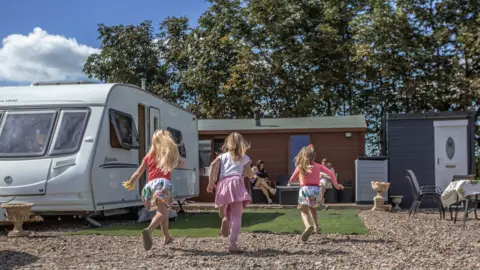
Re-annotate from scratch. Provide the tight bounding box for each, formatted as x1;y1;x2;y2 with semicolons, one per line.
138;104;147;194
434;120;469;191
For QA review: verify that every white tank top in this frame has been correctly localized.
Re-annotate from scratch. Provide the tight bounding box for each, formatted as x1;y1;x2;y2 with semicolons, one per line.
219;152;250;178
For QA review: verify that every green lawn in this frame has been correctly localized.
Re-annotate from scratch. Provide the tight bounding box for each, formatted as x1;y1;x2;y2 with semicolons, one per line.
71;209;368;237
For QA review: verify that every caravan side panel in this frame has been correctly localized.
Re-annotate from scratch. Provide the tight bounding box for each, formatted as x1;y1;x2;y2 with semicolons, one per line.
90;85;199;211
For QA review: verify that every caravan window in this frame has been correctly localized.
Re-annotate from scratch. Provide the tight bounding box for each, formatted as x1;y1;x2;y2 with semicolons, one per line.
109;109;139;150
167;127;187;158
0;111;56;157
51;111;89;155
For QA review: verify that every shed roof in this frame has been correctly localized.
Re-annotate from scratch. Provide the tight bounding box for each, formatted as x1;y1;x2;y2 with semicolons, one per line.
198;115;367;134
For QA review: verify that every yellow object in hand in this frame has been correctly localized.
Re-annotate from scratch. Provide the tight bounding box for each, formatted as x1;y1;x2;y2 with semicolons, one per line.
123;181;135;191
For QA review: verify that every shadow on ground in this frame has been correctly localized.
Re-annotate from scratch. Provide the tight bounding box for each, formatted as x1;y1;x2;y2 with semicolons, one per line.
0;250;38;270
170;247;348;257
83;211;286;232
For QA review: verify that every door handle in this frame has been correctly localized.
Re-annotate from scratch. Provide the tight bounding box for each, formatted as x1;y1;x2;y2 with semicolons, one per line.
437;158;439;165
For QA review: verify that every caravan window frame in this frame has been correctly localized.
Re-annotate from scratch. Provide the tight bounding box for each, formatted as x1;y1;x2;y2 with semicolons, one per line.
109;109;140;150
49;109;91;156
0;109;58;158
167;126;187;158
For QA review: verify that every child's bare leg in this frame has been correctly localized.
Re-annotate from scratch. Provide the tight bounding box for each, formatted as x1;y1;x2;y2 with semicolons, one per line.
300;205;314;242
156;202;172;244
308;207;319;233
142;200;165;250
218;205;226;219
220;204;230;237
300;205;311;229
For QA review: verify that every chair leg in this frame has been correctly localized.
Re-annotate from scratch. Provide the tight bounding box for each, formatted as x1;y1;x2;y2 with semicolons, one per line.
463;199;469;229
435;196;445;219
408;200;417;218
449;205;453;220
413;200;421;217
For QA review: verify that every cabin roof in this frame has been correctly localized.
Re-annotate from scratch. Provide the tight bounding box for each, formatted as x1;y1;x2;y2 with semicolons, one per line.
0;83;125;106
198;115;367;133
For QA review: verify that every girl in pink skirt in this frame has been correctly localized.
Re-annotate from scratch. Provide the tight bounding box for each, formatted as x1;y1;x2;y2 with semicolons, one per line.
207;132;256;253
289;144;343;242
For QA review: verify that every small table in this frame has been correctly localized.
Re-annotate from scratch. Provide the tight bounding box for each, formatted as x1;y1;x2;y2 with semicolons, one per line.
276;185;300;205
441;180;480;228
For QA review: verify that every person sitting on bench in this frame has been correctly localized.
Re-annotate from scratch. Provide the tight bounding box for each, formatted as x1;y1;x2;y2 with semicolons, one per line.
251;160;277;204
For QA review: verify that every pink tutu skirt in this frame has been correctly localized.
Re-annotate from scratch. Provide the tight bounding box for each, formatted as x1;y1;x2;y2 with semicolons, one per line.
215;175;251;207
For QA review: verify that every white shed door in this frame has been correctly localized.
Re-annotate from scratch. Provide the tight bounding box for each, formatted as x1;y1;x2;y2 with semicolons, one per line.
434;120;468;191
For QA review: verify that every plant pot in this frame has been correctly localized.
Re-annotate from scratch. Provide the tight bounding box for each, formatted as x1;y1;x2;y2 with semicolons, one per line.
325;188;338;203
1;203;34;237
339;187;354;203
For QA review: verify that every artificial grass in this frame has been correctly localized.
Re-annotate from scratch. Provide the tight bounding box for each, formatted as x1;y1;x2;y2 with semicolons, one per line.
70;209;368;237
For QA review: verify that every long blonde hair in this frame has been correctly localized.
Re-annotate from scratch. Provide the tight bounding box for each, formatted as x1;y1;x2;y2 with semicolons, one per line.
149;130;180;173
294;144;316;176
221;132;250;162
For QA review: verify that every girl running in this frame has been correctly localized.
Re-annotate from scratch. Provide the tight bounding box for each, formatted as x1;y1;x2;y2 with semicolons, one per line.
207;132;255;253
289;144;343;242
123;130;184;251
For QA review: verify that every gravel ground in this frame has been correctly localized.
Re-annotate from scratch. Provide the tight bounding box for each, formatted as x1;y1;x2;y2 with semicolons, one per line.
1;210;480;270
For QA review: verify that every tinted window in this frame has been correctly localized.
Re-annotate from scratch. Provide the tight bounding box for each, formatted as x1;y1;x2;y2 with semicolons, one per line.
0;112;56;156
167;127;186;158
52;111;88;154
110;110;139;150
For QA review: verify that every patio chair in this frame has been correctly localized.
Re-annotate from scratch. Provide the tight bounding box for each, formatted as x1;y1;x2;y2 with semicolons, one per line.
405;169;445;219
449;174;478;223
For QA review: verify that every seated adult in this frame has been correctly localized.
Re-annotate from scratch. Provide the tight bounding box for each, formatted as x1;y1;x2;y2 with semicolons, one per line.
251;160;277;204
319;158;335;208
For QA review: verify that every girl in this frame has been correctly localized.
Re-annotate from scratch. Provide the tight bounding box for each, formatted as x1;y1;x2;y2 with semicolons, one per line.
289;144;343;242
207;132;255;253
123;130;184;251
251;160;277;204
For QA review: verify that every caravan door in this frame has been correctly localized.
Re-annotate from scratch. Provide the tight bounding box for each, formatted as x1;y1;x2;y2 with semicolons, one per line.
0;110;57;196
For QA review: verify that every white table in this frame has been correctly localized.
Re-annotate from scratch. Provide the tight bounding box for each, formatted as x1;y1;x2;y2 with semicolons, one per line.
441;180;480;228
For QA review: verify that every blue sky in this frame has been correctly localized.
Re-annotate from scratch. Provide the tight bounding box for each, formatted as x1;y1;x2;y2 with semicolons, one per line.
0;0;210;86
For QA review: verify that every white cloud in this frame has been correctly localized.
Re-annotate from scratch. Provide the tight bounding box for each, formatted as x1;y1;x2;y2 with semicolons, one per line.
0;27;100;83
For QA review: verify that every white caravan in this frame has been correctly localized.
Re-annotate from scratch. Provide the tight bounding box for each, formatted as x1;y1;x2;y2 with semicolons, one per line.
0;82;199;225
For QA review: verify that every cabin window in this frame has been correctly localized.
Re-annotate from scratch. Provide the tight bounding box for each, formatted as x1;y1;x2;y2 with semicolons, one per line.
167;127;187;158
51;110;89;155
0;111;57;157
109;109;140;150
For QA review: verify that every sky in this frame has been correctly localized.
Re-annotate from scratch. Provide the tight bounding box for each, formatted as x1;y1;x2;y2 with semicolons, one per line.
0;0;210;86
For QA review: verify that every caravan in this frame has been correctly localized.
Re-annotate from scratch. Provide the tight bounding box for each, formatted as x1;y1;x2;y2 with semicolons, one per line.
0;82;199;225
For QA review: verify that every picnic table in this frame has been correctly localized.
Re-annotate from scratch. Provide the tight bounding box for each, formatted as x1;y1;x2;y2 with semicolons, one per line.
441;179;480;228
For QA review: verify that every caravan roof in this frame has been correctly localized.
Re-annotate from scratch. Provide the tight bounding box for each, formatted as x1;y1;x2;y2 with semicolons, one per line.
0;83;128;106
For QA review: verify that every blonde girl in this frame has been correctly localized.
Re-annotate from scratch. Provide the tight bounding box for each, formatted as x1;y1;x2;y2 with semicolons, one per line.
124;130;184;251
207;132;256;253
289;144;343;242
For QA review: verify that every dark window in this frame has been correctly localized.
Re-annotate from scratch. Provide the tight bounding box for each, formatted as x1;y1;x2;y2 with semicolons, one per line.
167;127;186;158
153;116;158;131
51;111;89;155
0;111;56;157
213;138;224;158
109;109;139;150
